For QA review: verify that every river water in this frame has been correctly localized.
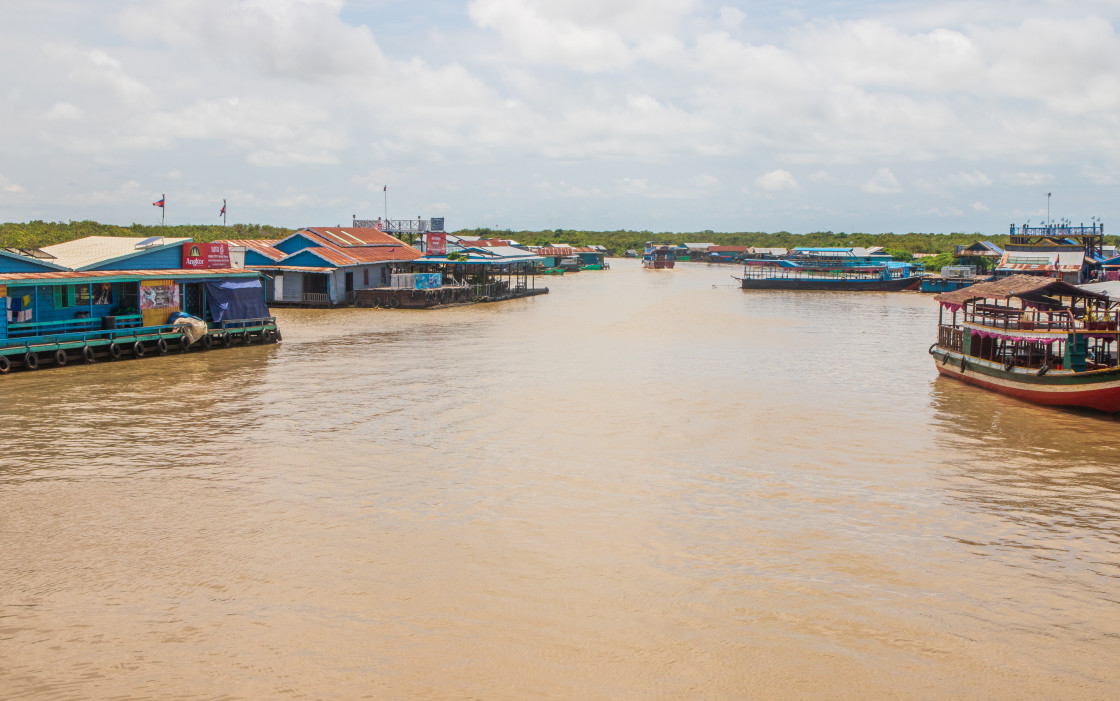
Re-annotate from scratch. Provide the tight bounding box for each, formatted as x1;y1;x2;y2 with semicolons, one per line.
2;258;1118;699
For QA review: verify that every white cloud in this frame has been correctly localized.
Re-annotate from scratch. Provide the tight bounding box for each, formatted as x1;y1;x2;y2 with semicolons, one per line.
972;201;989;211
862;168;901;194
756;170;799;191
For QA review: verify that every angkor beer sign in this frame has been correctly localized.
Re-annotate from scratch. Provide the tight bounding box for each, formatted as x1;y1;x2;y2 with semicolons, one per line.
182;242;231;269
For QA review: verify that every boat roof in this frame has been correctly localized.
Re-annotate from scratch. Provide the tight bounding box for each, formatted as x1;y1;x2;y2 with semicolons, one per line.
934;274;1108;305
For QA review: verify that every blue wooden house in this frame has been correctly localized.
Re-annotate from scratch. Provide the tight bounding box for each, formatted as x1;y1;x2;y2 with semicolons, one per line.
0;237;277;373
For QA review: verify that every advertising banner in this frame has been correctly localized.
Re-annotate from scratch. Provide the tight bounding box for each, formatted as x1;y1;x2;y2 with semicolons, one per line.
427;232;446;256
183;242;232;269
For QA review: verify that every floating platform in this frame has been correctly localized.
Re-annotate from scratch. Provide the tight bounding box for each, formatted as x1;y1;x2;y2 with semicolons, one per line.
0;317;280;374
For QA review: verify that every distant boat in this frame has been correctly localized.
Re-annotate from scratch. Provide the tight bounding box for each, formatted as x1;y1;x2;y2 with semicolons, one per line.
737;248;920;291
643;242;675;269
929;274;1120;413
919;265;990;293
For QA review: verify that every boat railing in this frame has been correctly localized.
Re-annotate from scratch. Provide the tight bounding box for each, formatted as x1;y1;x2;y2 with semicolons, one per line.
6;313;143;339
964;307;1084;332
0;322;192;354
938;325;963;351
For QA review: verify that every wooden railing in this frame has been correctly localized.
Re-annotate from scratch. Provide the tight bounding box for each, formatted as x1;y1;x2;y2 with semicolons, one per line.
938;325;963;351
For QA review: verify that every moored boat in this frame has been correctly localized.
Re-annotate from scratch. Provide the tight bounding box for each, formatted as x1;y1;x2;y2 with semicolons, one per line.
643;243;676;269
738;248;921;291
929;274;1120;413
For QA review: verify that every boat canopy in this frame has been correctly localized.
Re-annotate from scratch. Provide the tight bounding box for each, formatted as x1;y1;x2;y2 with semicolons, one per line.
743;259;800;267
934;274;1109;308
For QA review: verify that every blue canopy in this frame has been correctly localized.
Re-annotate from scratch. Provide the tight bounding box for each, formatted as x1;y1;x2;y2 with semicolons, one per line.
205;279;269;322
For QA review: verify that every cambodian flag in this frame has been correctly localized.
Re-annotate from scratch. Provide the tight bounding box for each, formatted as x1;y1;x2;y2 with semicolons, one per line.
153;197;165;208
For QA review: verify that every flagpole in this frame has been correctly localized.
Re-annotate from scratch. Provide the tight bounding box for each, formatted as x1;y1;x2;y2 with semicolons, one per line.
383;185;388;222
223;199;227;227
162;193;165;227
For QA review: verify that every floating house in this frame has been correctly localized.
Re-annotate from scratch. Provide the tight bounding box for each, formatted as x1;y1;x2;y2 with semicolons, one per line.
533;246;608;269
361;244;547;308
995;222;1102;285
222;227;424;306
707;246;751;263
0;237;276;373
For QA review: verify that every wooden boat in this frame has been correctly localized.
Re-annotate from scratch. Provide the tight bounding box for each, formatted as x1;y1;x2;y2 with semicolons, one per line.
929;274;1120;413
643;243;676;269
738;257;920;291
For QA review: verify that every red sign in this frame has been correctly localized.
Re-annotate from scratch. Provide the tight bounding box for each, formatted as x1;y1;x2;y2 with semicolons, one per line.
182;242;231;269
427;232;446;256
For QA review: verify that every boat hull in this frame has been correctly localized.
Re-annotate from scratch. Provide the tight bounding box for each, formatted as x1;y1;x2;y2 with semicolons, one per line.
930;347;1120;413
740;276;919;291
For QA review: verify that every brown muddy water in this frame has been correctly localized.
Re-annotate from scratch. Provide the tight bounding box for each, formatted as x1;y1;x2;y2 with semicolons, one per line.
2;258;1118;699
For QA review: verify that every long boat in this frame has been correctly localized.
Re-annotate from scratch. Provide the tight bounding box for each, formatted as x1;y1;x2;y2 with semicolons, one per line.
738;257;921;291
929;274;1120;413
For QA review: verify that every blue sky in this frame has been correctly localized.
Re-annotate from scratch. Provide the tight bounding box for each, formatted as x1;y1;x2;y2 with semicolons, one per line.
2;0;1119;235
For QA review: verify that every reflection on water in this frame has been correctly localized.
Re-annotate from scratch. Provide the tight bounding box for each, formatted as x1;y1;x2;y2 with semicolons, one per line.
2;260;1119;699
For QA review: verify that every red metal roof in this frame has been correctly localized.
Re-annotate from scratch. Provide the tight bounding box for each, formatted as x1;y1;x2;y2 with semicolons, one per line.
297;228;423;264
535;246;599;255
220;238;284;261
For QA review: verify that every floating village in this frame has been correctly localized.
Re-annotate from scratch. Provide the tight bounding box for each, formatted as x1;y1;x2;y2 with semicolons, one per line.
6;214;1120;414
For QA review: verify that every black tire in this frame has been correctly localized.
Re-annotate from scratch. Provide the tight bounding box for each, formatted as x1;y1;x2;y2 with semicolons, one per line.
222;333;233;348
109;342;122;359
133;341;146;357
274;329;282;342
242;330;251;344
0;355;10;373
202;334;213;349
83;346;96;364
55;349;67;366
24;352;39;370
928;343;938;355
157;338;170;355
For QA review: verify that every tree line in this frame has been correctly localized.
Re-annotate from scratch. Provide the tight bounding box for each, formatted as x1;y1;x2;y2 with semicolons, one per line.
4;220;1115;273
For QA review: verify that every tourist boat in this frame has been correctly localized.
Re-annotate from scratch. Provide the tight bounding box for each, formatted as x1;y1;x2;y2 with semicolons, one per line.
738;247;921;291
643;243;676;269
929;274;1120;413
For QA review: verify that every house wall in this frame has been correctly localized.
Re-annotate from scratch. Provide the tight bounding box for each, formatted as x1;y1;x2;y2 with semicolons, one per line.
284;250;335;267
245;250;278;266
5;283;121;327
0;256;59;274
274;234;320;255
93;245;184;271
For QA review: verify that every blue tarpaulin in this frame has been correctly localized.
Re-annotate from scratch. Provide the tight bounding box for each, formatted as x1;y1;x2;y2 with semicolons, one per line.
204;279;269;322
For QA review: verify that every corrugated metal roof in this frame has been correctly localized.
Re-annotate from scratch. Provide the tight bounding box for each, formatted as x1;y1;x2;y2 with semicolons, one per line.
708;246;750;252
0;267;257;284
998;250;1084;272
296;228;423;265
39;236;190;270
535;246;599;255
247;265;334;273
935;274;1106;305
219;238;284;261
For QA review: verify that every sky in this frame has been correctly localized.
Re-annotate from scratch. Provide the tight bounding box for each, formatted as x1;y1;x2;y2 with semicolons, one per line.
2;0;1119;235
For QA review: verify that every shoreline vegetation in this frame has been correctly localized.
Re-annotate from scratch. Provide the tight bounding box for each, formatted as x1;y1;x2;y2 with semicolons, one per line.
5;220;1117;272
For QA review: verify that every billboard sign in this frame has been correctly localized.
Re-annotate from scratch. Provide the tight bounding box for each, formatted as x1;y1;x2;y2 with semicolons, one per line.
427;232;447;256
182;242;232;269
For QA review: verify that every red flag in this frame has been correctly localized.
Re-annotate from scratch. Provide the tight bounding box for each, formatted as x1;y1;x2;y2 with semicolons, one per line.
219;200;226;216
153;197;165;208
383;185;387;192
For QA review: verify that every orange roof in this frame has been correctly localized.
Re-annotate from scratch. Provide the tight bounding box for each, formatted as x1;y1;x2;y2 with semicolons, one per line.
219;239;284;261
296;228;423;265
